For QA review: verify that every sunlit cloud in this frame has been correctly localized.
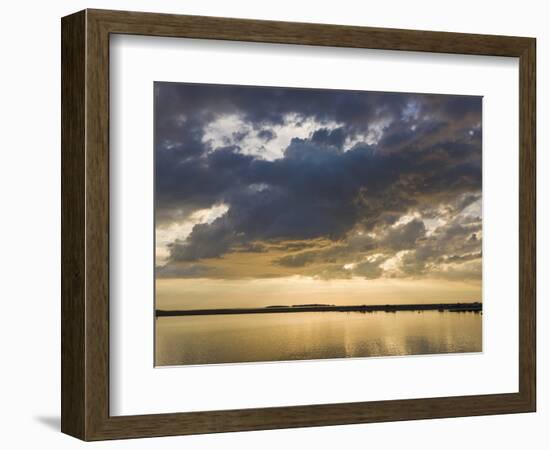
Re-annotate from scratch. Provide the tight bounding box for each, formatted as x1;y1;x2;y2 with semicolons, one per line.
202;112;342;161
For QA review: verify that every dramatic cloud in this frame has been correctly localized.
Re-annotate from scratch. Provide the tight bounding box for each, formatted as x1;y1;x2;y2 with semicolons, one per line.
155;82;482;282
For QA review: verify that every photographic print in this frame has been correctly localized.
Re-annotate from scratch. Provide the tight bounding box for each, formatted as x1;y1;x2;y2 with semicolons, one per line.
154;82;482;367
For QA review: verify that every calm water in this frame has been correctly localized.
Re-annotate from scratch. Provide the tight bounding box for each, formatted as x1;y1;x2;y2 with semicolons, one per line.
155;311;482;366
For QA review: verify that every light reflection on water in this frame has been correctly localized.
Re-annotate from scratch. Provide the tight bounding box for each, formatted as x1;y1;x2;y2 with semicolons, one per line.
155;310;482;366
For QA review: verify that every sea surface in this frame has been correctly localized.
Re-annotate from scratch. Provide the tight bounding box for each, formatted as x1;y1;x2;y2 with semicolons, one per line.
155;310;482;366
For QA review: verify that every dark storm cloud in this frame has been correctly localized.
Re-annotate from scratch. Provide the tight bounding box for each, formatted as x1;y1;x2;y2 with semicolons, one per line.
383;219;426;250
274;218;426;270
155;82;482;277
257;129;276;141
396;213;482;279
166;137;478;262
156;82;480;150
311;127;347;149
155;82;406;129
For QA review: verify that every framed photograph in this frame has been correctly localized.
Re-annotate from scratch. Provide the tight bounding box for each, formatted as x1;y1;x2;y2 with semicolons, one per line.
61;9;536;440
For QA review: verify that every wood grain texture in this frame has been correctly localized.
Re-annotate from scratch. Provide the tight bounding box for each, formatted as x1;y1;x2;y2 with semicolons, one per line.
61;9;537;441
61;10;86;439
89;8;532;56
518;38;536;409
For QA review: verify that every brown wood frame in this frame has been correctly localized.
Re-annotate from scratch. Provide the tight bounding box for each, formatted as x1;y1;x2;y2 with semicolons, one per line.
61;8;536;441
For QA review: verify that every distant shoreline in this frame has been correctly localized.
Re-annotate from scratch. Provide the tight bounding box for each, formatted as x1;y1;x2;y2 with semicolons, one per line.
156;302;482;317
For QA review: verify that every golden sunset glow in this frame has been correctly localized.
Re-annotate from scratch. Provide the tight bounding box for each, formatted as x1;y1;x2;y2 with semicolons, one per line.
156;276;480;311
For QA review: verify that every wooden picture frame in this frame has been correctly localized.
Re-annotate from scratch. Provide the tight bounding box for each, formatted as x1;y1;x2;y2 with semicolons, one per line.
61;9;536;441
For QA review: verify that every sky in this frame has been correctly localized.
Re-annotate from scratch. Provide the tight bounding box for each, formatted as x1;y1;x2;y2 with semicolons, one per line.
154;82;482;310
